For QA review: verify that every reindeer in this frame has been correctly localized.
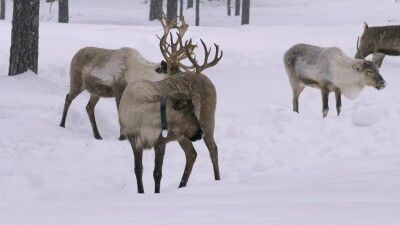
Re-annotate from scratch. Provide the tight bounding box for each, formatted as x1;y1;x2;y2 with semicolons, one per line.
59;31;183;140
119;15;222;193
355;22;400;67
284;43;386;117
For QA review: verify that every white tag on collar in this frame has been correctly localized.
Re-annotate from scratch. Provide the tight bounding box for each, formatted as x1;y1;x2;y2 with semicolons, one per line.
161;129;169;138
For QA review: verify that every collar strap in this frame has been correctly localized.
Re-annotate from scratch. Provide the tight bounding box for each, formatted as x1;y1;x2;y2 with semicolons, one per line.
160;96;168;138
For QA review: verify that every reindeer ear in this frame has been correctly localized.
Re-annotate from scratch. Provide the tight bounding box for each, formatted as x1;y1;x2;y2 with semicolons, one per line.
352;61;364;72
161;60;167;71
171;98;188;111
170;92;191;111
155;67;163;73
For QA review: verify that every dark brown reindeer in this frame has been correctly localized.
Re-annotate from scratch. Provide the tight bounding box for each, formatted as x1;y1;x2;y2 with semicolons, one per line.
119;15;223;193
59;23;185;140
284;43;386;117
355;22;400;67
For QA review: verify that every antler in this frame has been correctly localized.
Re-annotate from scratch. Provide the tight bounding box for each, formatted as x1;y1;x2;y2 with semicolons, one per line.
158;13;192;67
183;39;223;92
157;13;223;96
185;39;223;74
356;36;360;52
158;13;195;91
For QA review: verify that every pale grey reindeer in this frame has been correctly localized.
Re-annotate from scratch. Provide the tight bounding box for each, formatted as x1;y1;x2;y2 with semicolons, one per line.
284;43;386;117
355;22;400;67
119;15;222;193
59;46;181;140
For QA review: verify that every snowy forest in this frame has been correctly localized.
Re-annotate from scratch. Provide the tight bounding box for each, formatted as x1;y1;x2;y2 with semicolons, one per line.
1;0;400;224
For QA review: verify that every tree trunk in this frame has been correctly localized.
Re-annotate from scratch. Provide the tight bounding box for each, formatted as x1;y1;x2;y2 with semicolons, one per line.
167;0;177;20
149;0;156;20
241;0;250;25
227;0;231;16
195;0;199;26
9;0;40;75
58;0;69;23
150;0;163;21
0;0;5;20
235;0;240;16
187;0;193;9
179;0;183;17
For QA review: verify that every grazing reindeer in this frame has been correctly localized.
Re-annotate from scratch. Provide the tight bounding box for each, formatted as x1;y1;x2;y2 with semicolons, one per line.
59;44;181;140
119;15;223;193
284;43;386;117
355;22;400;67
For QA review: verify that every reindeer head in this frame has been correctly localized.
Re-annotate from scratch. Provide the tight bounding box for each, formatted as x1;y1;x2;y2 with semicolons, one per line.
352;60;386;90
165;92;203;142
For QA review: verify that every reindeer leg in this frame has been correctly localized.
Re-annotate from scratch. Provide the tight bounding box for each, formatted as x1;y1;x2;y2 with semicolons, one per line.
372;53;385;68
178;138;198;188
86;95;102;140
114;88;126;141
153;142;166;193
128;136;144;194
60;90;82;128
335;90;342;116
321;88;330;117
292;86;305;113
203;134;220;181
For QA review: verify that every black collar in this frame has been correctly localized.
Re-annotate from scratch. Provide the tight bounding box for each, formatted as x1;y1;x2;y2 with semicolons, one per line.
160;96;168;138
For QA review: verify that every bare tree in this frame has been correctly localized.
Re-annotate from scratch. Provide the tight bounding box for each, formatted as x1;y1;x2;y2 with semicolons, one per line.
58;0;68;23
227;0;231;16
9;0;40;75
0;0;5;20
241;0;249;25
187;0;193;9
195;0;199;26
150;0;163;20
235;0;240;16
167;0;178;20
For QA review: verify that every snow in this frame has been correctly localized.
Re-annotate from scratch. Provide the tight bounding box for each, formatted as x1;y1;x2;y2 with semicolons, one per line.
1;0;400;224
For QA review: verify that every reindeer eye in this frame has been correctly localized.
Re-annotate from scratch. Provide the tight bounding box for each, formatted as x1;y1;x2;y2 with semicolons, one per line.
366;69;374;75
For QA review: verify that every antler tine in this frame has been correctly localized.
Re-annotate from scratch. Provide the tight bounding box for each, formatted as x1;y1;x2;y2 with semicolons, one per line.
184;39;199;70
184;39;223;75
200;39;211;67
208;42;223;69
178;63;196;72
356;37;360;51
177;16;189;38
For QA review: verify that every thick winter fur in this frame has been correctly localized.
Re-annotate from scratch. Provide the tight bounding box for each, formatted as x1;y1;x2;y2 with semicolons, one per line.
355;22;400;67
59;47;180;140
119;73;220;193
284;43;386;117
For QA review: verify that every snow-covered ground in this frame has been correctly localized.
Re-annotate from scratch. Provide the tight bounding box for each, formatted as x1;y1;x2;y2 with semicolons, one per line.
1;0;400;224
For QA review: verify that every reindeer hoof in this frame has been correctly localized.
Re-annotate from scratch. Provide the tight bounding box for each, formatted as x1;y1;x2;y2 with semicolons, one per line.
119;134;127;141
94;135;103;140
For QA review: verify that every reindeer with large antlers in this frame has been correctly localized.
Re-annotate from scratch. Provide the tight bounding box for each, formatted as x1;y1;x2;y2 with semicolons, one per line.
119;14;223;193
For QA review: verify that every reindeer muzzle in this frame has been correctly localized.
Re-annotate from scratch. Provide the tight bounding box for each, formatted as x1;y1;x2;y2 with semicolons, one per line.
189;129;203;142
376;80;386;90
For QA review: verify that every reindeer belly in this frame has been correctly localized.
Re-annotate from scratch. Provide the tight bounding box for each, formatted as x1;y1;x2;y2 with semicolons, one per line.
298;77;320;88
379;48;400;55
83;76;114;97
